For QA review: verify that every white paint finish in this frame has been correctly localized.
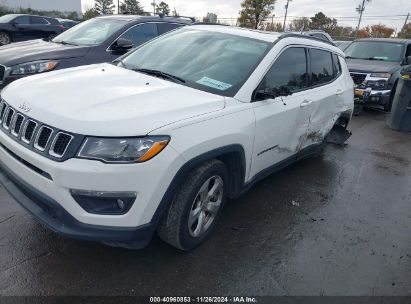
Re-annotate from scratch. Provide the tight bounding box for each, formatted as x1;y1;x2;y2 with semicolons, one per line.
2;63;226;136
0;28;354;230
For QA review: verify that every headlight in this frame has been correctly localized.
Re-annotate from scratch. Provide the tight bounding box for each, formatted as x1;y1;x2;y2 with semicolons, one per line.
77;136;170;163
370;72;391;78
10;60;59;76
367;80;388;89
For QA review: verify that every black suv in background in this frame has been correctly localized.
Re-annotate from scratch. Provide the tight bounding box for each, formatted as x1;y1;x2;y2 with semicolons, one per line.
346;38;411;111
0;15;192;89
0;14;63;45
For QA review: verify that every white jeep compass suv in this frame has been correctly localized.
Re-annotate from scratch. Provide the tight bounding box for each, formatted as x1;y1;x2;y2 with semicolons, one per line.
0;25;354;250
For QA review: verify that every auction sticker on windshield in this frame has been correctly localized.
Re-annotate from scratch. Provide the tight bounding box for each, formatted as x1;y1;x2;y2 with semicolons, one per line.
196;77;233;91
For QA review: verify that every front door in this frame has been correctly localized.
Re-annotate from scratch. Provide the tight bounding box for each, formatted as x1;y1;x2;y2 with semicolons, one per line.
250;47;312;178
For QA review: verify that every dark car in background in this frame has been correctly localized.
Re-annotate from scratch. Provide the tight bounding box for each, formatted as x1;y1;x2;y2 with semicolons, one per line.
346;38;411;111
0;14;192;90
57;18;79;31
0;14;63;45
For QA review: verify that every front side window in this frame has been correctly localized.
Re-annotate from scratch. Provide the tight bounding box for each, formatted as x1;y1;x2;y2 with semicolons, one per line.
118;23;158;47
53;18;128;46
14;16;30;25
310;49;334;86
120;28;271;97
345;41;404;62
262;47;308;93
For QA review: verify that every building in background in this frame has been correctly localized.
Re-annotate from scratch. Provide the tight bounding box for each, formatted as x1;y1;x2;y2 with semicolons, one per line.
0;0;82;14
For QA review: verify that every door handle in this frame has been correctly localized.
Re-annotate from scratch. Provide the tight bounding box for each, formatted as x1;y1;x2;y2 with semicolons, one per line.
336;89;343;96
300;100;313;108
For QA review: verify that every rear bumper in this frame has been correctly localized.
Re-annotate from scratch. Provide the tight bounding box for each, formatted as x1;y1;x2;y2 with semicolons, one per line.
0;159;155;247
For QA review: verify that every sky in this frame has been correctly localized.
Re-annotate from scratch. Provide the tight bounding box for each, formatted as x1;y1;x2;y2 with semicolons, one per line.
82;0;411;32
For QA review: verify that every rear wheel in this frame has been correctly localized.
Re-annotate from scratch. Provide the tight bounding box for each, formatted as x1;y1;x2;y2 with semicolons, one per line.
0;32;11;45
158;159;228;251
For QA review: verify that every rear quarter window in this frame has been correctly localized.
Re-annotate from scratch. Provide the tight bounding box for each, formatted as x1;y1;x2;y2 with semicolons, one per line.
157;23;183;35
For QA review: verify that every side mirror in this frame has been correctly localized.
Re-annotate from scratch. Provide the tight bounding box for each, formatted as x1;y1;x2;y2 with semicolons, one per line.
112;38;133;51
254;86;293;101
11;21;18;27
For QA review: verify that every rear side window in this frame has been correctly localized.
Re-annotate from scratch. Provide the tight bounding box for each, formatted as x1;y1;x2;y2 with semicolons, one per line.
119;23;158;47
310;49;334;86
263;47;308;93
30;16;49;25
311;33;329;41
47;18;60;25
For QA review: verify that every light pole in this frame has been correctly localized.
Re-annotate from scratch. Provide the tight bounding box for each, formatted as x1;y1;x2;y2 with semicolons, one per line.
283;0;291;32
118;0;120;14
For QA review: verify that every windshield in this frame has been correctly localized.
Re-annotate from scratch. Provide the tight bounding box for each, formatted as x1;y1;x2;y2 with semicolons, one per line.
0;14;19;23
120;28;271;97
345;41;404;62
53;18;128;46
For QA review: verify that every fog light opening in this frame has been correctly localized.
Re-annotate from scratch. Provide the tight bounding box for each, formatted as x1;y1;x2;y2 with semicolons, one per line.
70;190;137;215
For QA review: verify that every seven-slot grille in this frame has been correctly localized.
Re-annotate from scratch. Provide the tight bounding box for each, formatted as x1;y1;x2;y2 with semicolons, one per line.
350;72;367;85
0;99;74;159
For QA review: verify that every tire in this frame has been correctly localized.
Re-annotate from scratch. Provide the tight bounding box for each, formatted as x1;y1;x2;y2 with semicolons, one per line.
158;159;228;251
0;31;11;45
47;34;57;41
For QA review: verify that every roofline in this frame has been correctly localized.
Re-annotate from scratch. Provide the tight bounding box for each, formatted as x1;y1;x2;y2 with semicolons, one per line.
279;33;336;46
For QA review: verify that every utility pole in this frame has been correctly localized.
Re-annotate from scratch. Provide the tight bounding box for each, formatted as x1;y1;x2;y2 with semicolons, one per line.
283;0;291;32
117;0;120;14
404;13;410;29
355;0;370;38
152;1;156;15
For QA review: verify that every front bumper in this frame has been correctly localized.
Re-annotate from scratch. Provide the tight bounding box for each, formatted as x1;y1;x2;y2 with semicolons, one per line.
0;126;185;244
0;159;154;246
354;88;391;106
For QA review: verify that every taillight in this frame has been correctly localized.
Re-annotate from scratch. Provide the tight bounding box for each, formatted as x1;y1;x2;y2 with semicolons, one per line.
59;24;64;30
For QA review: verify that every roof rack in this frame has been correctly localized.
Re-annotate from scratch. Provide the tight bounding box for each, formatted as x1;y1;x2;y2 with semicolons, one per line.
279;33;336;46
143;12;195;22
192;22;229;26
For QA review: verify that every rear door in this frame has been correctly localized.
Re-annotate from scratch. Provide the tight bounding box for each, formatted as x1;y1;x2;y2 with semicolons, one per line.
250;47;312;177
29;16;51;39
298;48;342;150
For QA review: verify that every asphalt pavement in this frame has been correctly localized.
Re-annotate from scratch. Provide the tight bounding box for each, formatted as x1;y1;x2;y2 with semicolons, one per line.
0;109;410;296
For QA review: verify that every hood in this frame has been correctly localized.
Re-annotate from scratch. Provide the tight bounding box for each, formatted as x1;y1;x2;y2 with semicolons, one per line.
347;58;400;74
0;39;90;66
2;63;226;136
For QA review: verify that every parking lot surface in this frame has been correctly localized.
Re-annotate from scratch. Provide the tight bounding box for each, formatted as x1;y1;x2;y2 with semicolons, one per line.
0;110;410;296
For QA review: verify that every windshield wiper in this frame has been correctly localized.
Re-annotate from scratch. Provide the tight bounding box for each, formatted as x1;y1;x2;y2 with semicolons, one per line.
133;68;186;83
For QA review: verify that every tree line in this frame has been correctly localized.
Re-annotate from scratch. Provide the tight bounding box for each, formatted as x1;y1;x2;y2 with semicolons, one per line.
84;0;175;19
238;0;411;38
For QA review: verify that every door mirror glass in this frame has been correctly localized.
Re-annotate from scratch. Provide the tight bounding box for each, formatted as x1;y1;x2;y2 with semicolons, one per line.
254;83;293;101
113;38;133;51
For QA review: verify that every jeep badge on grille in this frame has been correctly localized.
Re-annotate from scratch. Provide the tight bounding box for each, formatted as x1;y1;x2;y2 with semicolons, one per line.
18;102;31;112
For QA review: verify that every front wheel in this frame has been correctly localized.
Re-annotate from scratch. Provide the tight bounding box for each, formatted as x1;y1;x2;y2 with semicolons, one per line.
0;32;11;45
158;159;228;251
